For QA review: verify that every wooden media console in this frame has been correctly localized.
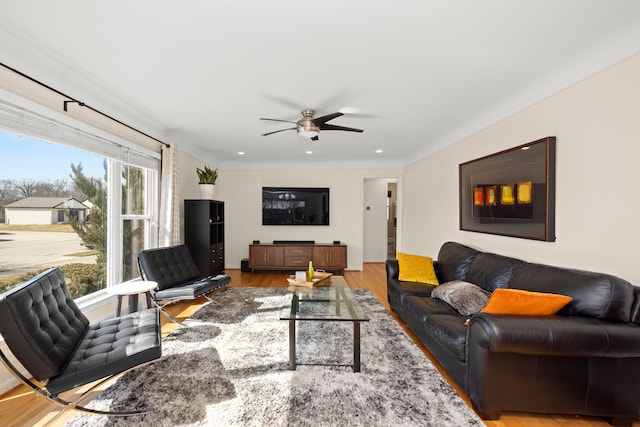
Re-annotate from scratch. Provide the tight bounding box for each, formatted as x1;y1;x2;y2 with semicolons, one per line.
249;242;347;275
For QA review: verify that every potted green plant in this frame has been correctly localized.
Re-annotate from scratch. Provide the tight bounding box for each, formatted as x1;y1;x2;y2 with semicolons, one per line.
196;166;218;199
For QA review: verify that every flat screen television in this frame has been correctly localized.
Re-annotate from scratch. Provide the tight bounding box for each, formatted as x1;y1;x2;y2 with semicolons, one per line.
262;187;329;225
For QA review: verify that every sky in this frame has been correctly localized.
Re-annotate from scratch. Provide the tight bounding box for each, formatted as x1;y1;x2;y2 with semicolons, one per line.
0;130;105;181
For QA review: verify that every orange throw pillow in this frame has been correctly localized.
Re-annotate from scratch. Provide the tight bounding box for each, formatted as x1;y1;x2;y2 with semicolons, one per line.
481;288;572;316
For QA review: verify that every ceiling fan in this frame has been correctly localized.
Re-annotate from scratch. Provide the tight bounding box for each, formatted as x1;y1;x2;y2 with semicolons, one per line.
260;109;364;141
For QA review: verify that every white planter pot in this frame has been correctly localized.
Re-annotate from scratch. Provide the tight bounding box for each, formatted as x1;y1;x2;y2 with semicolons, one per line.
199;184;215;199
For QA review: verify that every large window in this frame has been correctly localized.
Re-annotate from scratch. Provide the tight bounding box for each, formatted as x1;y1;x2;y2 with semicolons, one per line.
121;164;155;281
0;101;159;297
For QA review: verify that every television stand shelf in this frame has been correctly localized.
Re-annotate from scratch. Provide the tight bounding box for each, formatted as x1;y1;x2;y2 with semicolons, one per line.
249;242;347;275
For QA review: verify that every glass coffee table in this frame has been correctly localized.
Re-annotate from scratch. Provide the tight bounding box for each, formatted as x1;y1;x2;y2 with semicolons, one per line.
280;276;369;372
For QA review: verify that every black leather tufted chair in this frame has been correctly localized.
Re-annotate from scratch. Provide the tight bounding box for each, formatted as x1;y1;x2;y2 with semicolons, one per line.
137;245;231;324
0;268;162;416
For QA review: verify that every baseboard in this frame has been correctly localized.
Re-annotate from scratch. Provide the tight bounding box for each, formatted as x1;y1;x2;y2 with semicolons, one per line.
0;376;18;396
0;341;22;395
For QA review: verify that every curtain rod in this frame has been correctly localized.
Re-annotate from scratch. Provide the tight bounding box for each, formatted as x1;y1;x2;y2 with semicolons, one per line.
0;62;169;147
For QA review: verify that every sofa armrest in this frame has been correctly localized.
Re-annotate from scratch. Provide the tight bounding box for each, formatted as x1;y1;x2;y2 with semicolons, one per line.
386;259;436;297
468;312;640;358
386;259;399;280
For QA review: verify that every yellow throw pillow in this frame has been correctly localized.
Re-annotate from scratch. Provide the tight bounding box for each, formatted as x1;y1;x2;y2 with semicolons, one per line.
397;252;439;285
481;288;572;316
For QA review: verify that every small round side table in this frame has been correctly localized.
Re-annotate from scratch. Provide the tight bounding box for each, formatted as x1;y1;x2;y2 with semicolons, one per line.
107;281;158;316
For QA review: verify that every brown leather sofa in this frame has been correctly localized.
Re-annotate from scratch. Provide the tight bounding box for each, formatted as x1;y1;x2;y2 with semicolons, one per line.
387;241;640;426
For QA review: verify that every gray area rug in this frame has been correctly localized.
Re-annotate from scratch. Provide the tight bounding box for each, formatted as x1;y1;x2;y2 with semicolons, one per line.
66;287;483;426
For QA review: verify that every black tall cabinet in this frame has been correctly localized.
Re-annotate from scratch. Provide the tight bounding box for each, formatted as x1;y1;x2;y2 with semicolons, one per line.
184;199;225;276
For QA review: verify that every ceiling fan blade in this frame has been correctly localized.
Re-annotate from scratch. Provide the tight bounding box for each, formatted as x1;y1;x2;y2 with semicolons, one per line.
312;112;343;126
263;94;304;111
262;127;296;136
339;112;379;118
318;123;364;133
315;89;352;112
337;104;379;117
260;118;298;124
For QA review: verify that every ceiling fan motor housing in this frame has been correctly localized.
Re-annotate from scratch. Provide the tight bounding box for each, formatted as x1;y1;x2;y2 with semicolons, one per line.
297;109;319;136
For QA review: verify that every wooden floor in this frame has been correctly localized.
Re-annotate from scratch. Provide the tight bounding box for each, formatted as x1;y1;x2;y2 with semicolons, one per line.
0;264;637;426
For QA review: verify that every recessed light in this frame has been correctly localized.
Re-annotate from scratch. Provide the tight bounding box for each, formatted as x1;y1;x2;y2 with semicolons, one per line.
237;151;245;155
521;147;530;151
306;150;313;155
375;149;383;154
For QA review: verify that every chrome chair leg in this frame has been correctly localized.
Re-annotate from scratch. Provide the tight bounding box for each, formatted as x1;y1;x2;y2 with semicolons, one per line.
0;349;155;417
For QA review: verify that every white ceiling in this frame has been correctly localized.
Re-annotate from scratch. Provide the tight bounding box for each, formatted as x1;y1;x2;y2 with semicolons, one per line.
1;1;640;169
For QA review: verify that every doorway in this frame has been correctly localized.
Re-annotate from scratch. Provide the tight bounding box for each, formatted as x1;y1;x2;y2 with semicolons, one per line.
387;182;397;259
363;178;398;262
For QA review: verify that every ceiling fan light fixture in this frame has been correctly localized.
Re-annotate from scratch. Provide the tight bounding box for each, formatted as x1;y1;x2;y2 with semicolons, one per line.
298;129;319;138
297;121;319;139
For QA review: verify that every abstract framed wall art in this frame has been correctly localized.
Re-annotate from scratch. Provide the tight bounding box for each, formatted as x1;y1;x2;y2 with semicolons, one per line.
459;136;556;241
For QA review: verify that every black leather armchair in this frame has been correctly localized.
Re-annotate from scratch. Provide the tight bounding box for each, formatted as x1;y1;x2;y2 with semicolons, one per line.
0;268;162;416
138;245;231;324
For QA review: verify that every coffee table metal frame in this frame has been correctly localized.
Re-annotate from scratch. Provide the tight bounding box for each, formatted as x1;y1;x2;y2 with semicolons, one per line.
280;276;369;372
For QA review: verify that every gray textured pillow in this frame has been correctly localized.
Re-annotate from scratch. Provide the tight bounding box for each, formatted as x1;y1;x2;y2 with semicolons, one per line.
431;280;491;316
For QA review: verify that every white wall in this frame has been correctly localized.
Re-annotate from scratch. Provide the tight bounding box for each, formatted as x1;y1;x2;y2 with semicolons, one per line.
177;150;206;243
363;178;390;262
401;52;640;285
174;161;401;271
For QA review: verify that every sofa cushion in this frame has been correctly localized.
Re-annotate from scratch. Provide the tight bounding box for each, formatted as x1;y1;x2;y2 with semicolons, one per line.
397;252;439;285
481;288;572;316
465;252;525;292
388;278;437;297
432;281;491;316
423;314;468;362
403;295;459;324
509;263;634;323
436;242;480;283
